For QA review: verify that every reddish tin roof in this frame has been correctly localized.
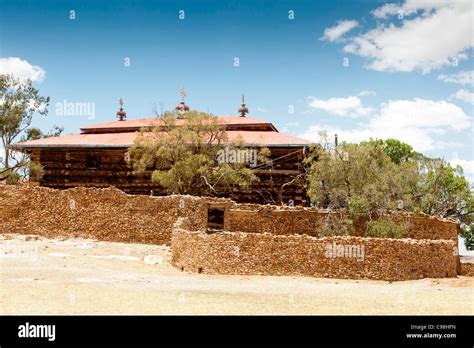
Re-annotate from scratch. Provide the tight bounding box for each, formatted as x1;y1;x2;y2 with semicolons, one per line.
12;115;311;149
80;116;277;133
12;130;310;148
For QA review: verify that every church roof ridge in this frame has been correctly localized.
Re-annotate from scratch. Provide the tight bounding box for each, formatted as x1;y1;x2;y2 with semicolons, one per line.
80;115;278;132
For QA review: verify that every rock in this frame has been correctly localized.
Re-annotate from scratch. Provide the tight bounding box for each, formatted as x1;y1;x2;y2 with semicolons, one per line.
25;235;39;241
144;255;163;265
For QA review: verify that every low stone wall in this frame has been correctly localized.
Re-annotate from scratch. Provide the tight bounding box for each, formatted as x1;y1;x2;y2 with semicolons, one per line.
0;185;214;245
1;185;458;246
460;257;474;276
171;228;458;281
225;206;459;242
1;185;463;280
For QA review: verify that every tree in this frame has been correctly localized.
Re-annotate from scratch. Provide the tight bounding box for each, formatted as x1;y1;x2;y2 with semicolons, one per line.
128;110;267;196
304;134;474;249
305;136;401;215
0;74;61;182
362;138;419;164
412;157;473;249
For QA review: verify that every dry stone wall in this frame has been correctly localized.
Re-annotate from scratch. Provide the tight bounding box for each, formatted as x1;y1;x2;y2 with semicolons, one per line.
1;185;457;245
225;206;459;242
171;228;458;281
0;185;464;280
0;185;213;245
460;257;474;276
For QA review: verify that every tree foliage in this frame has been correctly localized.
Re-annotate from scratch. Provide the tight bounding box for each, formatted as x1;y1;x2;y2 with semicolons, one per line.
366;219;407;239
128;110;268;196
0;74;62;182
362;138;419;164
305;133;473;247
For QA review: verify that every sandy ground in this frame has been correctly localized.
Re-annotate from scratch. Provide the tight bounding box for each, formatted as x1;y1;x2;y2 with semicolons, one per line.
0;233;473;315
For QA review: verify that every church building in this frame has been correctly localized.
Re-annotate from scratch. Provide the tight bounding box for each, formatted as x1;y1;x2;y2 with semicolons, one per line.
12;94;312;205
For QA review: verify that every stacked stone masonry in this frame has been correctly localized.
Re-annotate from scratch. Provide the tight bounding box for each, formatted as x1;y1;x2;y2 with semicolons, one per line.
460;257;474;277
224;207;459;242
0;185;466;280
0;185;219;245
171;228;458;281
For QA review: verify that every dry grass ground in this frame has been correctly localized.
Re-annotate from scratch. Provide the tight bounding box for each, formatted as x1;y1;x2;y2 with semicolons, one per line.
0;234;473;315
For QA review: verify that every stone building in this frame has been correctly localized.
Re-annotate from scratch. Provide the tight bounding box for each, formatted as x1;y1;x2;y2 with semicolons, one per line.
12;96;311;204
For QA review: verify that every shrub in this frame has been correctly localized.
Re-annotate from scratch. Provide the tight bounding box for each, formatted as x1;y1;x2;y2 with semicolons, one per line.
28;162;45;181
348;195;370;220
3;169;20;185
366;219;406;239
460;225;473;250
318;213;355;237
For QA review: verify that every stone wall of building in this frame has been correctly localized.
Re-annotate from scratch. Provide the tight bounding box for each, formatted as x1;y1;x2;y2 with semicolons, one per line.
30;146;308;204
171;227;458;281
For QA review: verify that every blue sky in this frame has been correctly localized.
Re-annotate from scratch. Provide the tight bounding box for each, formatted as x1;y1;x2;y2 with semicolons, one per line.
0;0;473;180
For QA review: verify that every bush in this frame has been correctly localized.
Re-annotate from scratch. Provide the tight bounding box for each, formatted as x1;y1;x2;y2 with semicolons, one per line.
3;169;20;185
460;225;473;250
28;162;45;181
348;195;370;220
366;219;406;239
318;213;355;237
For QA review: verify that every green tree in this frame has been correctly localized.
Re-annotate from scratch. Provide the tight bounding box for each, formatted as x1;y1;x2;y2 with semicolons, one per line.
0;74;61;182
363;138;419;164
305;135;401;214
412;157;473;248
305;134;474;248
129;110;267;196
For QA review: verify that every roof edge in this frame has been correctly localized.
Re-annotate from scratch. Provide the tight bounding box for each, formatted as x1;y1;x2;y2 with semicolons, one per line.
11;143;310;150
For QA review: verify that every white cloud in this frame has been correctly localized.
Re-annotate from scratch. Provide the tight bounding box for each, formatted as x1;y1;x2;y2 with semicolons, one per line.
307;95;373;118
301;98;471;152
435;140;464;150
372;0;452;19
341;0;473;73
449;158;474;184
0;57;46;82
358;90;376;97
438;70;474;85
452;89;474;105
256;107;268;113
374;99;470;132
321;20;359;42
300;123;372;145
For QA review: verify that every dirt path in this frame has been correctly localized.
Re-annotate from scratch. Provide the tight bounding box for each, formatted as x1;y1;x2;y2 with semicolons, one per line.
1;234;473;315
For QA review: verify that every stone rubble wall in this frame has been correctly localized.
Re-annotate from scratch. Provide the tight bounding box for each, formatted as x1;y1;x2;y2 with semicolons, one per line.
171;228;458;281
1;185;458;245
225;206;459;242
460;257;474;276
0;185;215;245
0;185;464;280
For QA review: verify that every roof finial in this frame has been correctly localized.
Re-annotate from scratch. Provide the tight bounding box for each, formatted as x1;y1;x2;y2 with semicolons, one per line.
179;85;186;102
116;97;127;121
238;94;249;117
175;85;189;117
